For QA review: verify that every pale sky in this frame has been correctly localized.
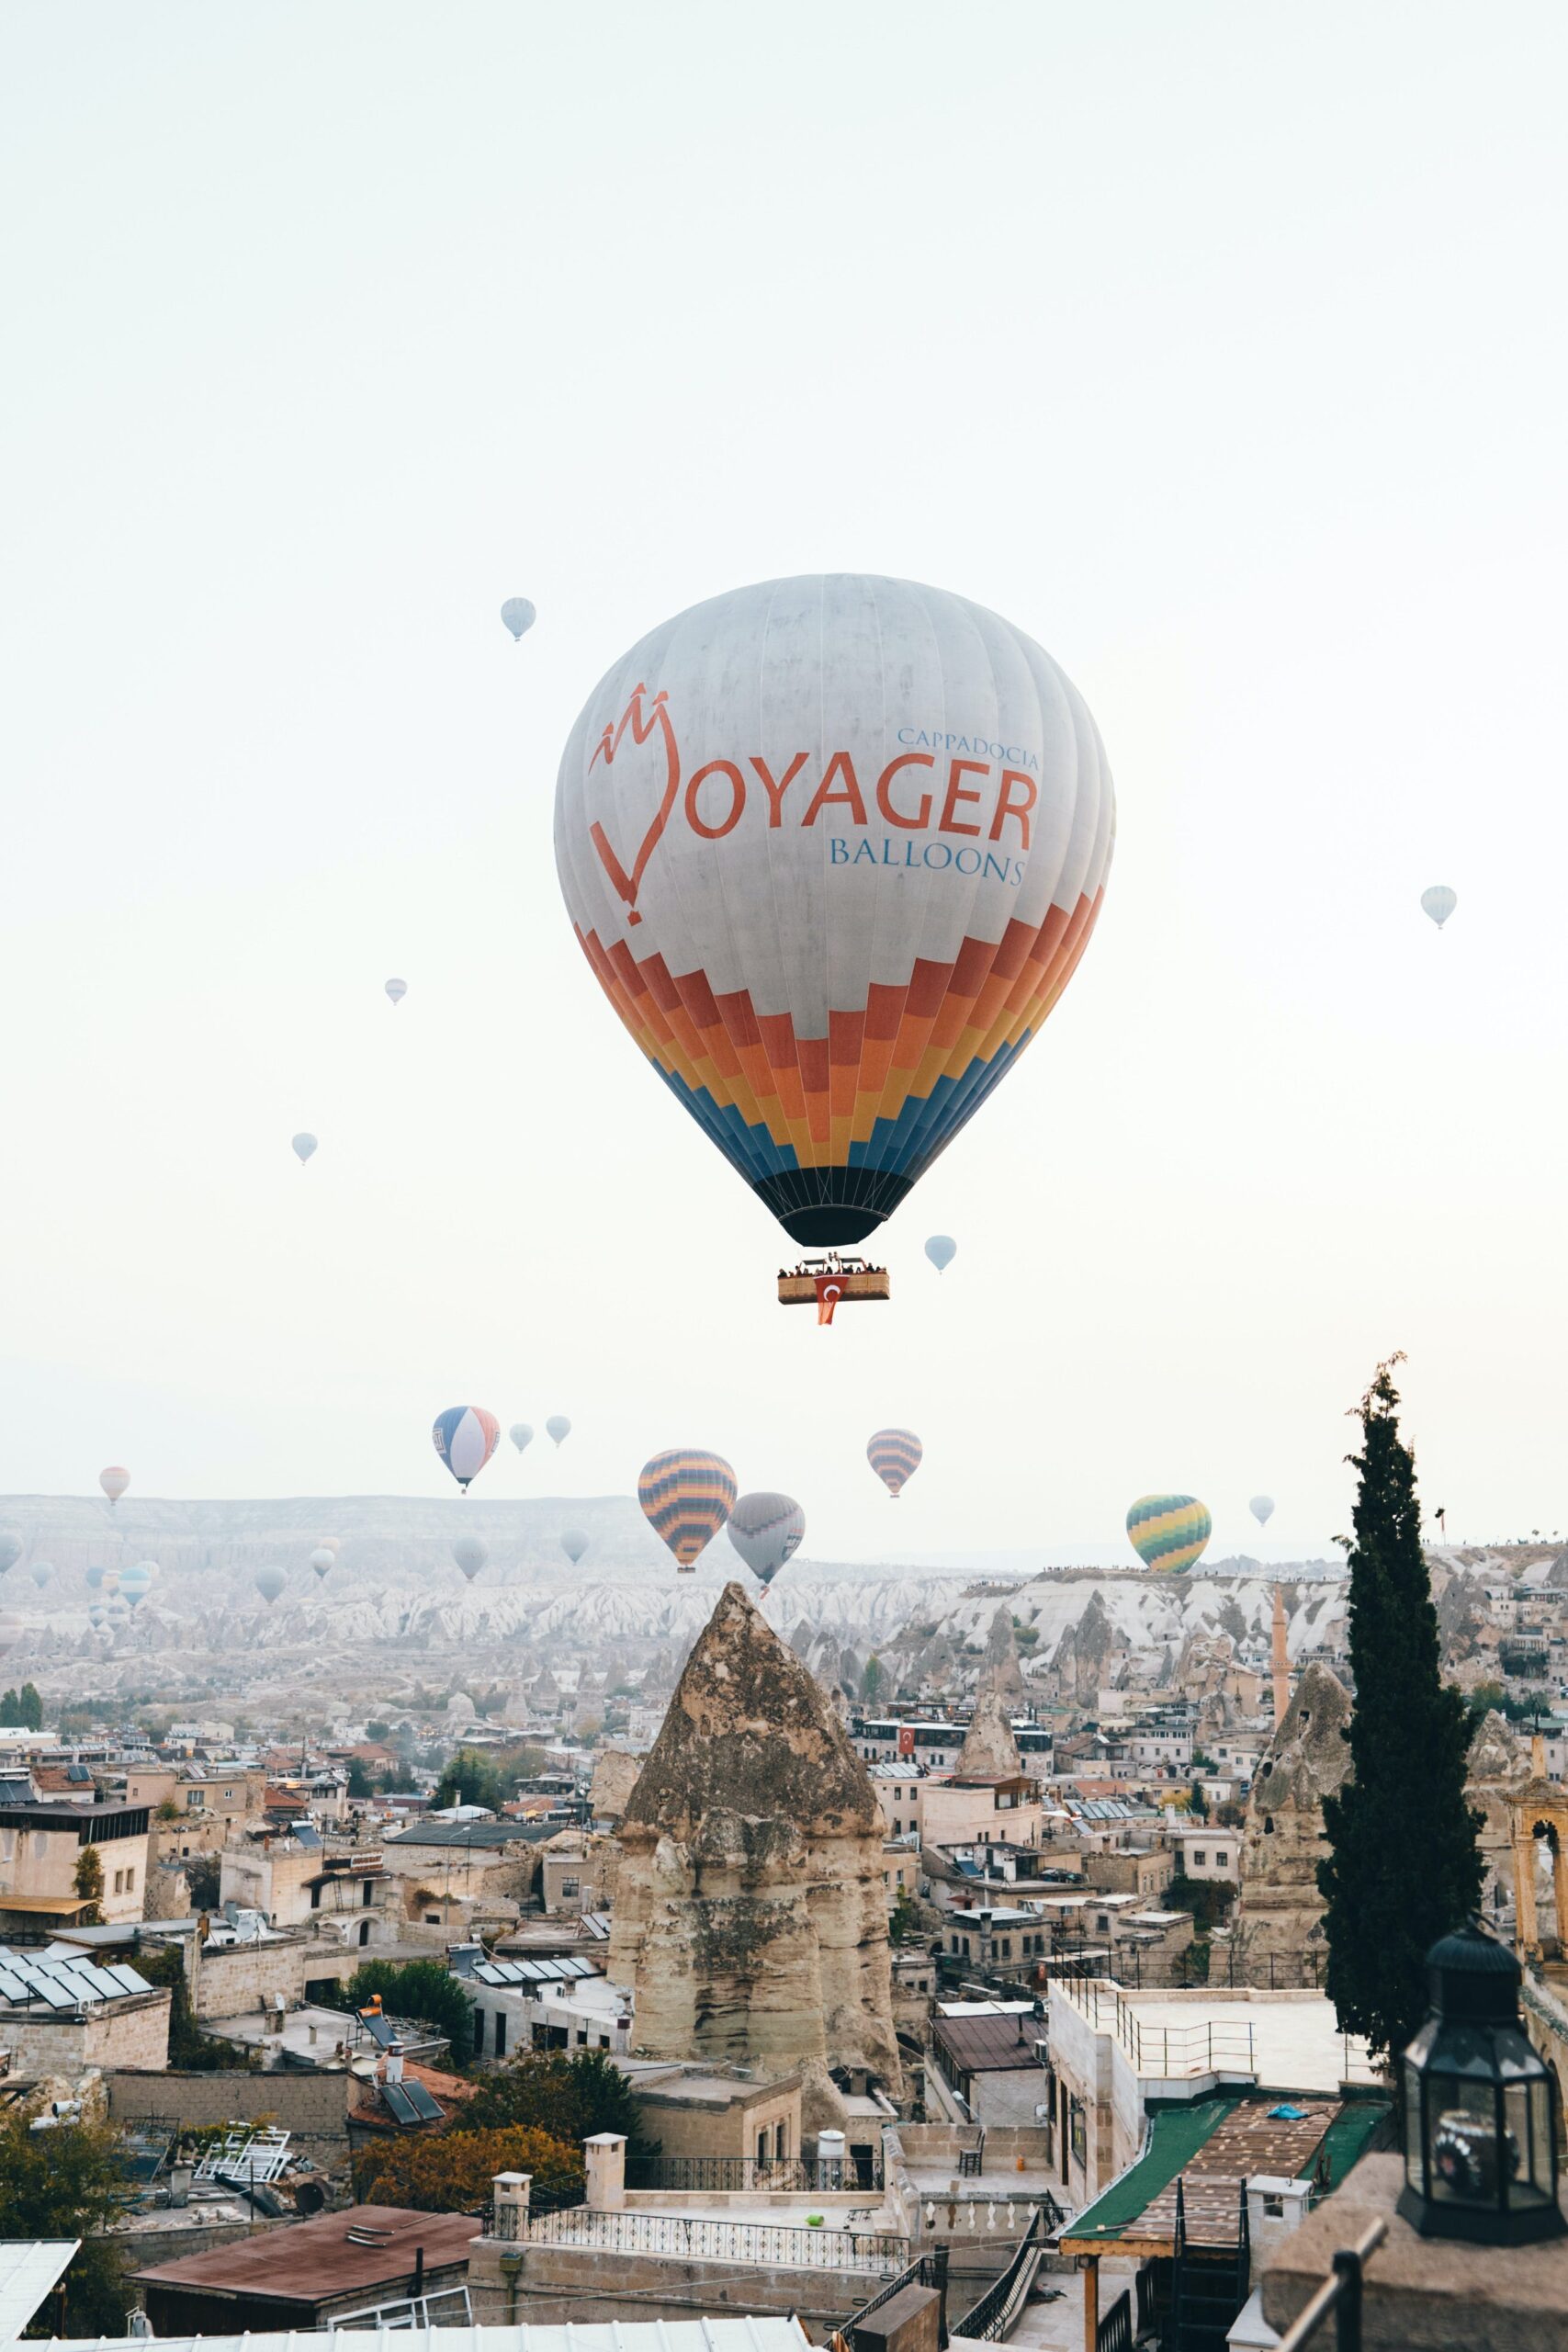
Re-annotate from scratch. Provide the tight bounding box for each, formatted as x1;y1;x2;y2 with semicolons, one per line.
3;2;1565;1566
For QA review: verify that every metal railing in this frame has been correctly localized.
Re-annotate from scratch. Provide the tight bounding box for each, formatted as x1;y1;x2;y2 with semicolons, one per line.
1272;2218;1387;2351
846;2246;947;2352
1095;2287;1133;2352
1049;1974;1254;2078
330;2285;473;2331
950;2205;1048;2342
520;2207;909;2273
626;2153;881;2193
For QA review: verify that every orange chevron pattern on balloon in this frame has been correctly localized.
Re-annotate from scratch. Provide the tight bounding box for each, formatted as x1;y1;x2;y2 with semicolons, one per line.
638;1447;738;1571
555;575;1115;1246
1126;1492;1213;1574
868;1427;923;1498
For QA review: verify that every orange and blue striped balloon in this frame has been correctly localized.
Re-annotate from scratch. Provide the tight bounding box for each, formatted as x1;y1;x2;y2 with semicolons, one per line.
638;1448;738;1571
868;1428;922;1498
1126;1493;1213;1574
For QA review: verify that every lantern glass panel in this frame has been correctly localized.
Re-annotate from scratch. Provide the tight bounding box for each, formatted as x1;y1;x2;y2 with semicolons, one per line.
1503;2081;1555;2211
1428;2076;1505;2207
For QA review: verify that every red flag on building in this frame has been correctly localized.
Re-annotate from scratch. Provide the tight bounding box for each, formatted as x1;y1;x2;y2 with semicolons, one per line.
815;1274;844;1326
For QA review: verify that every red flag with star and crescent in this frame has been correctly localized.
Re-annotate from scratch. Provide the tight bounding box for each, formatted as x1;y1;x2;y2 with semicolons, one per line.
815;1275;844;1327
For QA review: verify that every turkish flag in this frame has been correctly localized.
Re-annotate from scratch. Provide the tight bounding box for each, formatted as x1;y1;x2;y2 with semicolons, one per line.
816;1275;844;1326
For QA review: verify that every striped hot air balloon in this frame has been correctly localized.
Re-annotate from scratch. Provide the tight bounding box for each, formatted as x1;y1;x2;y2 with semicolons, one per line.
727;1491;806;1585
868;1428;922;1498
99;1465;130;1505
433;1406;501;1491
638;1449;737;1571
555;576;1115;1247
119;1561;156;1611
1126;1493;1213;1575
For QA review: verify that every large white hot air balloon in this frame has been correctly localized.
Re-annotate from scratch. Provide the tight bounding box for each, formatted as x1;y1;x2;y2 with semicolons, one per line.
502;597;536;642
510;1423;534;1454
555;575;1114;1247
546;1416;571;1447
1421;886;1457;930
292;1133;318;1165
99;1465;130;1505
452;1535;489;1582
1249;1495;1276;1528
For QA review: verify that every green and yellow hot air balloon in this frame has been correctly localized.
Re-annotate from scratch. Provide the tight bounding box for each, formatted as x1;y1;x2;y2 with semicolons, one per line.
1126;1493;1213;1575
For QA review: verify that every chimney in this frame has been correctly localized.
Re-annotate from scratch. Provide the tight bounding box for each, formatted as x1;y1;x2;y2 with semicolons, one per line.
490;2171;532;2242
387;2040;405;2083
583;2132;626;2211
816;2129;847;2188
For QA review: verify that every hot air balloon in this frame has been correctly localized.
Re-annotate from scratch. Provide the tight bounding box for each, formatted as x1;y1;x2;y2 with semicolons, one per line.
510;1423;534;1454
321;1536;342;1555
452;1535;489;1582
555;576;1114;1249
433;1407;501;1491
924;1236;956;1273
638;1449;737;1571
1127;1494;1213;1575
502;597;536;641
0;1611;23;1660
867;1429;922;1498
560;1529;590;1566
85;1564;107;1591
0;1533;20;1577
120;1562;156;1611
310;1546;335;1579
385;978;407;1004
254;1567;286;1606
547;1416;571;1447
1250;1495;1276;1528
29;1560;52;1591
87;1600;106;1631
292;1133;318;1165
1421;886;1457;930
106;1596;130;1630
100;1568;120;1598
99;1465;130;1505
726;1491;806;1585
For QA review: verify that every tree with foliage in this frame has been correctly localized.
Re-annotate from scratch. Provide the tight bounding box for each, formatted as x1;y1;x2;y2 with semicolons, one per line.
1318;1361;1483;2063
356;2122;582;2213
1465;1679;1541;1729
73;1843;105;1925
888;1887;920;1944
327;1959;476;2064
860;1656;885;1703
186;1852;222;1911
0;1680;43;1729
1;2107;134;2335
1186;1779;1210;1819
366;1719;390;1740
432;1748;508;1814
461;2047;651;2158
346;1758;377;1800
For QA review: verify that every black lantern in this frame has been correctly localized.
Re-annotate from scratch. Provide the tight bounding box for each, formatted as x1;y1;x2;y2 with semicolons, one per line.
1398;1922;1565;2244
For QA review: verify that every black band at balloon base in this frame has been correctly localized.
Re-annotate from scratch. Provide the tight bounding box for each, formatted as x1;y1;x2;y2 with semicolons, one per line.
754;1169;913;1247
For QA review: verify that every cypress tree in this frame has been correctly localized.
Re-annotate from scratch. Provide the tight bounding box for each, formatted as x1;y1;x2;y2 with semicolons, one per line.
1318;1358;1483;2061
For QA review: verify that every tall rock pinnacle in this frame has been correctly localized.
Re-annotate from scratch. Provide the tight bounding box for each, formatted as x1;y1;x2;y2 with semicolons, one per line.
957;1686;1024;1777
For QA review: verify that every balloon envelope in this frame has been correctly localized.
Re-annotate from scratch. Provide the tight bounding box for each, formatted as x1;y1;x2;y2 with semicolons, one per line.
254;1567;286;1605
1127;1493;1213;1574
120;1562;155;1611
99;1465;130;1504
29;1560;52;1591
560;1529;590;1566
924;1235;957;1273
87;1601;106;1630
555;575;1115;1246
546;1416;571;1447
321;1536;341;1555
1249;1495;1276;1528
292;1133;317;1165
433;1406;501;1490
510;1423;534;1453
452;1535;489;1581
638;1449;737;1570
0;1533;21;1577
727;1491;806;1585
867;1429;922;1498
310;1546;335;1578
1421;886;1457;930
385;978;407;1004
502;596;536;641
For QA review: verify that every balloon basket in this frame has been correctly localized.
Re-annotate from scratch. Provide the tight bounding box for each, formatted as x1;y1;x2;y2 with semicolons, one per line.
777;1255;891;1326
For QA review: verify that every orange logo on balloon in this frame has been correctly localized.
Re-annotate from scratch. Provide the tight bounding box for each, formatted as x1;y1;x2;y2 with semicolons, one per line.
587;684;680;925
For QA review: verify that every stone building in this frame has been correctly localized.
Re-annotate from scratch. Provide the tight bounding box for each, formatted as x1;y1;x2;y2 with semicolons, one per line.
1231;1661;1352;1962
609;1581;901;2129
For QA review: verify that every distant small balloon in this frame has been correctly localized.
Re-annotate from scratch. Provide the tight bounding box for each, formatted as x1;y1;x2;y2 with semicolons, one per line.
452;1535;489;1582
0;1533;21;1577
100;1567;120;1598
510;1423;534;1454
100;1465;130;1505
547;1416;571;1447
1249;1495;1276;1528
29;1560;52;1591
321;1536;342;1555
309;1546;335;1579
560;1529;589;1566
1421;886;1457;931
87;1600;106;1631
120;1562;156;1611
292;1133;318;1165
501;597;536;642
867;1429;922;1499
254;1566;286;1606
385;978;407;1005
924;1236;957;1274
85;1564;107;1591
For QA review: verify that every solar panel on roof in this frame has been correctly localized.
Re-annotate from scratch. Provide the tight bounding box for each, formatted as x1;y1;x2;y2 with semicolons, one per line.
379;2080;422;2126
107;1963;151;1995
82;1963;128;1998
0;1966;29;2003
357;2008;396;2047
402;2078;443;2123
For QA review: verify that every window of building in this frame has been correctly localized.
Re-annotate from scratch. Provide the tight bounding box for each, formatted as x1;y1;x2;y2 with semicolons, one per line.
425;1912;440;1924
362;1880;373;1905
186;1790;205;1809
357;1917;371;1946
561;1876;580;1899
113;1870;124;1894
495;2011;507;2056
310;1883;321;1908
1193;1851;1206;1868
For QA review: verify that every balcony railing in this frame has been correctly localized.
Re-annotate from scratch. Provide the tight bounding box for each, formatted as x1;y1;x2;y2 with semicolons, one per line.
520;2207;909;2272
1272;2217;1387;2351
950;2205;1049;2342
626;2153;883;2193
1050;1974;1255;2078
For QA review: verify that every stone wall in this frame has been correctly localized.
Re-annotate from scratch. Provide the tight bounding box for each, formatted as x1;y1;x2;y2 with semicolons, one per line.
7;1989;171;2078
186;1933;308;2020
107;2064;352;2144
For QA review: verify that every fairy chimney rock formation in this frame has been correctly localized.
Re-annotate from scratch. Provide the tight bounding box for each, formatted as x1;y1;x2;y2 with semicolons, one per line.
609;1581;901;2128
981;1607;1028;1700
1234;1661;1353;1959
958;1688;1024;1779
589;1747;642;1825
